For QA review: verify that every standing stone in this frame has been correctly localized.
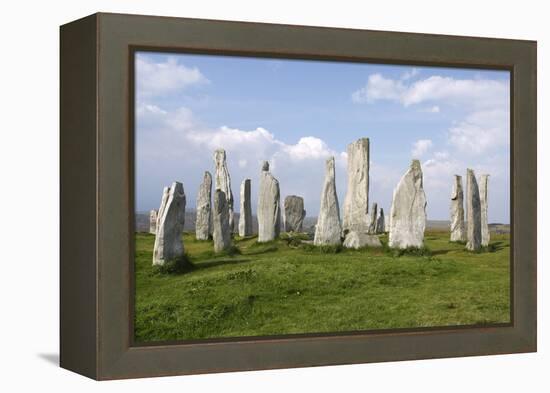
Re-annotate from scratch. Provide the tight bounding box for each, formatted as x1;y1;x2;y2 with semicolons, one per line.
388;160;427;249
466;169;482;251
375;208;385;234
314;157;342;246
149;209;158;234
284;195;306;232
152;182;186;265
367;202;378;234
343;231;382;249
450;175;466;242
213;149;234;232
213;189;232;252
479;174;490;247
195;171;212;240
257;161;281;242
238;179;253;237
343;138;370;235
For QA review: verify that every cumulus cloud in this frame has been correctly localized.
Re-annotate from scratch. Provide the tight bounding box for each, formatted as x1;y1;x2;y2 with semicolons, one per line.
411;139;433;158
448;109;509;154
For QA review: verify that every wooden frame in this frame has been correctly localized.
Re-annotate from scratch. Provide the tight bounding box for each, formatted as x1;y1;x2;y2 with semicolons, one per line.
60;12;537;380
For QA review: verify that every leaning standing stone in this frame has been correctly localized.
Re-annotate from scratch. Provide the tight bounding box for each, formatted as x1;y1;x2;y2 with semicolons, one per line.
213;189;232;252
213;149;234;232
450;175;466;242
367;202;378;234
466;169;482;251
238;179;253;237
479;174;490;247
388;160;427;249
257;161;281;242
149;209;158;234
195;171;212;240
284;195;306;232
152;182;186;266
375;208;385;234
343;138;370;235
314;157;342;246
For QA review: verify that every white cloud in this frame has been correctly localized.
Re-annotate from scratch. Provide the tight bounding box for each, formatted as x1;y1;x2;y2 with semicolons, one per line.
401;67;420;80
136;55;209;97
411;139;433;158
448;109;508;154
352;73;405;103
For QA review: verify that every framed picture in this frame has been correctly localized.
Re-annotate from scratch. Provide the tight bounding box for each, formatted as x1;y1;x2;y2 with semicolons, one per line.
60;12;536;380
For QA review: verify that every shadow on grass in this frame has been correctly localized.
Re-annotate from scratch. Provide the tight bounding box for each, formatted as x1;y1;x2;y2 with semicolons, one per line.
245;246;278;256
194;258;251;270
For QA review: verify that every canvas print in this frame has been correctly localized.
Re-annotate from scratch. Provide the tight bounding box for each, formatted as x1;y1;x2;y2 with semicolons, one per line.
134;51;510;343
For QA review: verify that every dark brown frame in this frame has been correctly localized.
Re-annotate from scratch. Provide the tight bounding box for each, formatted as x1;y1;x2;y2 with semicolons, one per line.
60;12;537;380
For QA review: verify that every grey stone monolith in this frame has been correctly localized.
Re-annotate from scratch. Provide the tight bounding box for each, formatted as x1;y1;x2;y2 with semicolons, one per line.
257;161;281;242
342;138;370;235
213;149;234;232
284;195;306;232
238;179;253;237
152;182;186;265
213;189;232;252
149;209;158;234
375;208;385;234
314;157;342;246
195;171;212;240
388;160;427;249
450;175;466;242
479;174;490;247
466;169;482;251
368;202;378;234
343;231;382;249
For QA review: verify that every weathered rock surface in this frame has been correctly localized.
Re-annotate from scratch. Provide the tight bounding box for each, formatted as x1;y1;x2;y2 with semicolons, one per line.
257;161;281;242
149;209;158;234
466;169;482;251
343;231;382;249
314;157;342;246
284;195;306;232
479;174;490;247
213;149;234;232
195;171;212;240
368;202;378;234
375;208;385;234
450;175;466;242
238;179;253;237
213;189;232;252
152;182;186;265
389;160;427;249
342;138;370;235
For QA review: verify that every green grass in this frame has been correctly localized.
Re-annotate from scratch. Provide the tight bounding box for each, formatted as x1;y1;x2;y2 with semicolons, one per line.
134;230;510;343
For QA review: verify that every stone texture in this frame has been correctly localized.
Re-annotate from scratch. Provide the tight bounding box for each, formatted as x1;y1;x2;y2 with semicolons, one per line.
466;169;482;251
388;160;427;249
257;161;281;242
213;189;232;252
342;138;370;235
367;202;378;234
343;231;382;249
479;174;490;247
238;179;253;237
213;149;234;232
152;182;186;265
314;157;342;246
195;171;212;240
284;195;306;232
450;175;466;242
149;209;158;234
375;208;385;234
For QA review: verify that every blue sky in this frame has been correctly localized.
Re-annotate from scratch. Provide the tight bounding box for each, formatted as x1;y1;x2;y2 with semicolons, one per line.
135;51;510;223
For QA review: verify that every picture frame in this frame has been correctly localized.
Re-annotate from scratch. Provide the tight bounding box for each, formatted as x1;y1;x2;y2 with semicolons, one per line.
60;12;537;380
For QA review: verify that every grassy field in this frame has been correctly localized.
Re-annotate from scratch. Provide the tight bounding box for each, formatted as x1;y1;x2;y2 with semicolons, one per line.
134;231;510;343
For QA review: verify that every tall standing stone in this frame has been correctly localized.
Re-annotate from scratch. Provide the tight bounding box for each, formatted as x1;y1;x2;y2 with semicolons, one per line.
149;209;158;234
479;174;490;247
238;179;253;237
195;171;212;240
450;175;466;242
314;157;342;246
389;160;427;249
375;208;385;234
284;195;306;232
257;161;281;242
343;138;370;235
213;189;232;252
213;149;234;232
152;182;186;265
466;169;482;251
367;202;378;234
